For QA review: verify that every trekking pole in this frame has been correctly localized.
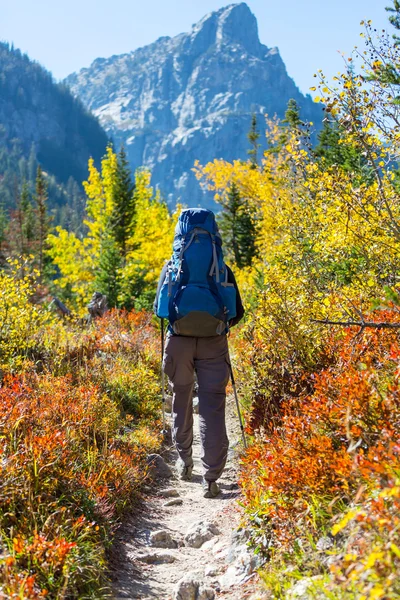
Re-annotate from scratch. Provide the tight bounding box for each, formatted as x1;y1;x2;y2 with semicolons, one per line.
161;318;168;437
227;350;247;449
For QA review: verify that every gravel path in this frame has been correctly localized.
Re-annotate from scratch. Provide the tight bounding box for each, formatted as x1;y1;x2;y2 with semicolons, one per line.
110;396;264;600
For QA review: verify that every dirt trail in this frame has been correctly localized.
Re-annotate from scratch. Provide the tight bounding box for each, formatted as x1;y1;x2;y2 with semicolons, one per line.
110;397;262;600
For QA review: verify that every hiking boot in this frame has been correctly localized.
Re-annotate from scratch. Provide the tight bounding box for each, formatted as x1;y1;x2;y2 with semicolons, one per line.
175;458;193;481
202;478;220;498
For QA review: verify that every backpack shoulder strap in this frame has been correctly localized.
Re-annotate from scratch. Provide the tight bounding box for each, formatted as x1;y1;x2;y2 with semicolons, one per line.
208;233;221;283
176;230;197;282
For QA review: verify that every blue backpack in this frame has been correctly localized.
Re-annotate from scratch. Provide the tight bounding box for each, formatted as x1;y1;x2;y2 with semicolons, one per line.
156;208;237;336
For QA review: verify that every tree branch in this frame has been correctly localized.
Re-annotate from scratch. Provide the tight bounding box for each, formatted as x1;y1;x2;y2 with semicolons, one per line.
312;318;400;329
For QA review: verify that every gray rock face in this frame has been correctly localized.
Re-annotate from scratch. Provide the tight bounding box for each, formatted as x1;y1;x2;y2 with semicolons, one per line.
65;3;322;209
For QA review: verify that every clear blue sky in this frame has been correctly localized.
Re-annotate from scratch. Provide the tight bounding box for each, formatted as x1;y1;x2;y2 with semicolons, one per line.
2;0;390;94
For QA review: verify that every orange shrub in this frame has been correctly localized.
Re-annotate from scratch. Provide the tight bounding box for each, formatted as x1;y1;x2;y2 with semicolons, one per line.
240;309;400;552
0;309;163;598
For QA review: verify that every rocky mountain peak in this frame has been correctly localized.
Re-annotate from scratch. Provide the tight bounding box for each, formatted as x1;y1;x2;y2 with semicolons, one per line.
65;4;322;209
189;3;260;55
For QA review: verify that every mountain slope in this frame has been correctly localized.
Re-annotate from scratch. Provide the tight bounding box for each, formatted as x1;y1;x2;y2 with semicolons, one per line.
66;3;321;208
0;42;108;213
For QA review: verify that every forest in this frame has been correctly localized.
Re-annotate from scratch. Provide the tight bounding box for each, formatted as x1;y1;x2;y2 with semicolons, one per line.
0;5;400;599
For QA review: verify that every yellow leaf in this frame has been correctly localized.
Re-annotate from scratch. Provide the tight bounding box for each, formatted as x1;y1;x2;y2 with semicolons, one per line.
332;509;358;536
390;543;400;559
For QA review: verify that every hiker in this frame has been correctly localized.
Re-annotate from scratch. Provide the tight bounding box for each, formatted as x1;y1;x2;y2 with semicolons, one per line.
154;208;244;498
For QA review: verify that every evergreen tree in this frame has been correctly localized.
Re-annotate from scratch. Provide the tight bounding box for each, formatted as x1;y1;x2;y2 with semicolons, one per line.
247;114;261;169
109;146;135;259
387;0;400;40
284;98;302;129
35;165;48;279
314;118;372;182
218;182;257;269
95;235;122;308
28;144;37;183
0;203;8;258
20;182;35;247
268;99;304;155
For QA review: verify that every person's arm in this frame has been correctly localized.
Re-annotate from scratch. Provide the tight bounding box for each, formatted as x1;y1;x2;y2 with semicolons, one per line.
153;261;169;314
226;265;245;327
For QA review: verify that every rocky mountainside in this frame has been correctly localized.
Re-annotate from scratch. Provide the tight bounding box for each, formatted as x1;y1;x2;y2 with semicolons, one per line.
66;3;322;208
0;42;108;212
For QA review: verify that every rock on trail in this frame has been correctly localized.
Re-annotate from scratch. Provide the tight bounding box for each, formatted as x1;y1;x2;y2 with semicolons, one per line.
110;397;264;599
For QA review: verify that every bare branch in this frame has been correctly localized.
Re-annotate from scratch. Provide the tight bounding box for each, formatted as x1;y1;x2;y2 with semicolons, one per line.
312;318;400;329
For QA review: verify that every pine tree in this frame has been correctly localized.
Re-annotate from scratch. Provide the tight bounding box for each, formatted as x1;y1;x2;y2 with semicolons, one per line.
387;1;400;39
28;144;37;183
20;182;35;246
95;234;122;308
109;146;135;259
247;114;261;169
314;118;371;182
268;99;304;155
218;182;257;269
35;165;48;279
284;99;302;129
0;203;8;258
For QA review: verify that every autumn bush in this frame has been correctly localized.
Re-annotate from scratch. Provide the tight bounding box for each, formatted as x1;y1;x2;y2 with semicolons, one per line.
238;309;400;598
0;273;163;598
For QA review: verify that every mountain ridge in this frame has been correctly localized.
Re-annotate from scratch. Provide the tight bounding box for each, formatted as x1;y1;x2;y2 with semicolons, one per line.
65;3;322;207
0;42;109;221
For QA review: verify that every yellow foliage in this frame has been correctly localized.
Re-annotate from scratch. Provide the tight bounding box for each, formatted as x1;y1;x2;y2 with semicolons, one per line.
0;261;55;370
83;145;117;246
47;227;96;310
122;169;178;289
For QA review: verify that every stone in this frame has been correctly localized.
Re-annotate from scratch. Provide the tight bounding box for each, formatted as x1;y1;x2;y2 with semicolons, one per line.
164;498;183;507
201;539;217;552
193;396;199;414
198;588;215;600
137;551;176;564
174;572;202;599
204;565;220;577
149;530;178;549
212;540;228;555
219;565;240;588
174;572;215;600
231;527;251;546
220;540;265;589
146;454;173;478
287;577;324;599
316;536;334;551
185;521;219;549
161;487;180;498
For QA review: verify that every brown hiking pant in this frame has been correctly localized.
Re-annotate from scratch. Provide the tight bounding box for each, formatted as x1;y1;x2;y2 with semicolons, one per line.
163;334;230;482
